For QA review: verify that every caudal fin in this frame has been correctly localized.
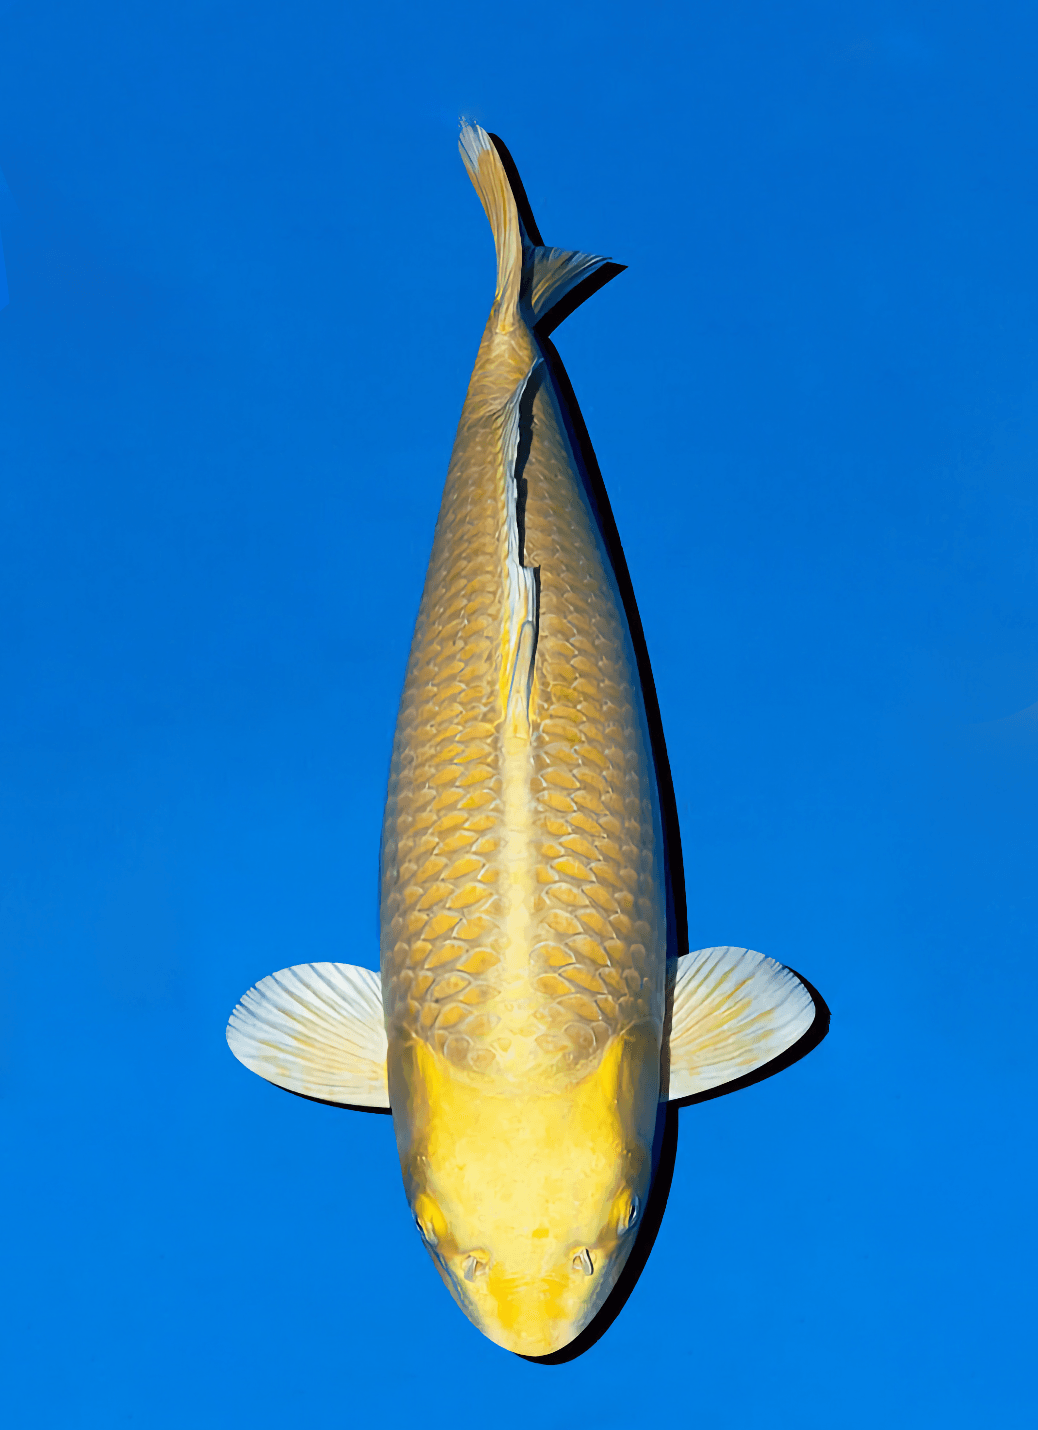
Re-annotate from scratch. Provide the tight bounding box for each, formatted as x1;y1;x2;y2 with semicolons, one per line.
458;121;622;330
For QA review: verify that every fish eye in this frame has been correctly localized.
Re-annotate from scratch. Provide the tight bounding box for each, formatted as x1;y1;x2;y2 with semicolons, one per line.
411;1193;446;1247
572;1248;594;1276
412;1211;437;1247
623;1195;641;1233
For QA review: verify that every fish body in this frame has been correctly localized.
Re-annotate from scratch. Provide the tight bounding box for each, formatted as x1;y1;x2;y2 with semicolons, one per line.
379;125;664;1353
225;124;823;1361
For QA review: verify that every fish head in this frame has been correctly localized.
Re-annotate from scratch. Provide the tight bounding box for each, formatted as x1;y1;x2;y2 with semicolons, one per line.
388;1022;660;1356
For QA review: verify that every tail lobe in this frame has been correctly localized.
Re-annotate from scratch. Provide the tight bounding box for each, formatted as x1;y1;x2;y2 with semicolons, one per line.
459;123;524;323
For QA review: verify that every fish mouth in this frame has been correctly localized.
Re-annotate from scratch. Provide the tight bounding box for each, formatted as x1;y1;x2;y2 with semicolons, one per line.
484;1321;583;1358
443;1262;615;1358
472;1301;586;1359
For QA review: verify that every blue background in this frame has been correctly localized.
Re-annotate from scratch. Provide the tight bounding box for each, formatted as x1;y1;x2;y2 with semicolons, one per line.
1;2;1035;1425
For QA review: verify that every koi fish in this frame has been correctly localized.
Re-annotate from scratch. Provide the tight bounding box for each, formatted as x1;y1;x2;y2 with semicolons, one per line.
226;123;820;1358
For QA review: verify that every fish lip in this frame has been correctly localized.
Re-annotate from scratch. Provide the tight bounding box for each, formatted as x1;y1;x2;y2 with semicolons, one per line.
454;1258;620;1356
483;1319;586;1358
434;1262;590;1356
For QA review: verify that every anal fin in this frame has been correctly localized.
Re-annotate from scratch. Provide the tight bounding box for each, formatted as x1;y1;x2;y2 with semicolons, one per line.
226;962;389;1111
661;946;817;1102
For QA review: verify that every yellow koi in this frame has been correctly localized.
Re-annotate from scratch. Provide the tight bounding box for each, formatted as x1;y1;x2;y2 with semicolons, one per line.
226;123;822;1358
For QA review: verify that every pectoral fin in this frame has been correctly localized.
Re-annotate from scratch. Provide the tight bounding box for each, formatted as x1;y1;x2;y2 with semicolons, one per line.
662;946;816;1102
226;962;389;1110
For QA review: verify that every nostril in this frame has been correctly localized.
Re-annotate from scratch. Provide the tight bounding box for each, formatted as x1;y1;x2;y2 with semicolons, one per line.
572;1248;594;1276
463;1253;488;1282
624;1195;640;1232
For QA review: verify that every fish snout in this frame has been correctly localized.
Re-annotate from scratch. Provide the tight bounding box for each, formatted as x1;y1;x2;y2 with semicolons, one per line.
461;1250;613;1357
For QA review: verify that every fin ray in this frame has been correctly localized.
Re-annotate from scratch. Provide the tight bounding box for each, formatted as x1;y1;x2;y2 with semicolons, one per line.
526;246;613;323
460;122;523;321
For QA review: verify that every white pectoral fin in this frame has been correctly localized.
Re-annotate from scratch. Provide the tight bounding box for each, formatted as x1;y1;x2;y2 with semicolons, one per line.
662;947;817;1102
226;962;390;1110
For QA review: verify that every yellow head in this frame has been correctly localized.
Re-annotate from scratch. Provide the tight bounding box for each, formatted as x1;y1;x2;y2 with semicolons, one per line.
388;1025;660;1356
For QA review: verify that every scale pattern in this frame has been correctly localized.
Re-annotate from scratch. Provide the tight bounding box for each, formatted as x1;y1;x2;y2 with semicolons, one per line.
380;332;665;1087
380;357;511;1075
521;378;664;1073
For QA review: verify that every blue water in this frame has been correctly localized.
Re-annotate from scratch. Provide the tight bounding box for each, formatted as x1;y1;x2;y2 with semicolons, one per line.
1;3;1034;1425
